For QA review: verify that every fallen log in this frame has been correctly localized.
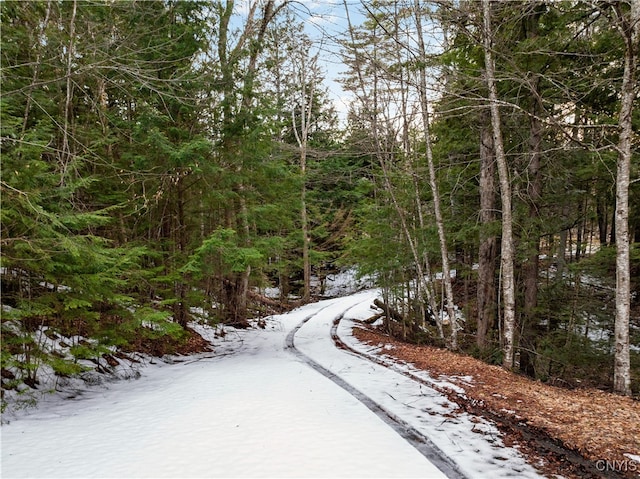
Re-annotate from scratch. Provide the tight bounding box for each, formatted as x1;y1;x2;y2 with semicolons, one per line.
247;289;288;313
373;299;404;322
364;312;385;324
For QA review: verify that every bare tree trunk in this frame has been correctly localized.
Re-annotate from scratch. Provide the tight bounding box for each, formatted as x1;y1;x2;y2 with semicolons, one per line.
477;109;497;350
291;47;318;303
575;197;586;262
523;73;543;320
343;2;445;340
410;128;439;331
557;222;568;277
215;0;285;323
482;0;517;369
413;1;458;349
517;5;545;377
238;191;251;324
397;24;428;329
174;182;189;327
574;103;587;261
375;106;439;339
612;0;638;396
597;199;609;246
301;174;311;301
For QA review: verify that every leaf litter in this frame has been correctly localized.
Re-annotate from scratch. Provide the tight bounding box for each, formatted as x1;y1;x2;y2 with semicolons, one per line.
351;326;640;479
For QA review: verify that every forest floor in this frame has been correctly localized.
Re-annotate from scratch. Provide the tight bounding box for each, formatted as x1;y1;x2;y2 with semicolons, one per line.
120;326;213;357
352;326;640;479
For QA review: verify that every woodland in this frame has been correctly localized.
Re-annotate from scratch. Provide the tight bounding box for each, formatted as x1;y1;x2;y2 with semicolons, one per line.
1;0;639;409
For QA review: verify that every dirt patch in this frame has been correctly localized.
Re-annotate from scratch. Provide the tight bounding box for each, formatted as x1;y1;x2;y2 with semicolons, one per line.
352;327;640;479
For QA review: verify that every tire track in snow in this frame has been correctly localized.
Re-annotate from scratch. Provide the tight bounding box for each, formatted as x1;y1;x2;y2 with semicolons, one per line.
330;312;614;479
285;296;467;479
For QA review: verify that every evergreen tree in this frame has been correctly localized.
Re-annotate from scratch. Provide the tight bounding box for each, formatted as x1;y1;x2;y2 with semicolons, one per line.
1;0;210;394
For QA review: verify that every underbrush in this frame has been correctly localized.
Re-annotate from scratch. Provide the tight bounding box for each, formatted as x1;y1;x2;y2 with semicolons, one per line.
371;265;639;396
1;305;211;415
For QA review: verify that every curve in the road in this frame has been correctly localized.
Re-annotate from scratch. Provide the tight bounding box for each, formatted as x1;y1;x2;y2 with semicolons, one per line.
285;300;467;479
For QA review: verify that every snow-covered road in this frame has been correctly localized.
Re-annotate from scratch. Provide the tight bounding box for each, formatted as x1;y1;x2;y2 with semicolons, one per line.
2;291;542;478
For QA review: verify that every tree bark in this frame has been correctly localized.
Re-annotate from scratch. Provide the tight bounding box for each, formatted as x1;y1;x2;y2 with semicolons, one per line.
482;0;517;369
216;0;285;324
523;79;543;320
557;223;568;277
343;2;445;340
477;109;497;350
291;47;318;303
237;191;251;325
517;4;545;377
597;199;609;246
413;0;458;349
612;0;638;396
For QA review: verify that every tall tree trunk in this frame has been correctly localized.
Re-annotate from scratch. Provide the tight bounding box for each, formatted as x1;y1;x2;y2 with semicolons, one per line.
575;196;585;262
482;0;517;369
343;3;445;340
523;75;543;320
518;4;545;377
557;221;568;277
216;0;284;323
409;117;439;331
612;0;638;396
237;191;251;325
374;96;439;339
477;109;497;350
397;27;430;329
413;0;458;348
174;181;190;327
301;171;311;302
291;48;317;303
597;199;609;246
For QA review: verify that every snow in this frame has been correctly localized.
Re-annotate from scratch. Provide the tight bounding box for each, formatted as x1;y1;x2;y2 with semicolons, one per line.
295;292;542;479
2;290;544;479
262;267;375;300
321;268;375;297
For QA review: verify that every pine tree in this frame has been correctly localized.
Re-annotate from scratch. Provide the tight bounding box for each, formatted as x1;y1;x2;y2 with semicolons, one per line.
1;0;211;394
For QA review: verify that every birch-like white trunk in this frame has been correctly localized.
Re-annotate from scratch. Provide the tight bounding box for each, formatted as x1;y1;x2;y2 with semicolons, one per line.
482;0;516;369
413;1;458;348
613;0;638;396
342;2;445;339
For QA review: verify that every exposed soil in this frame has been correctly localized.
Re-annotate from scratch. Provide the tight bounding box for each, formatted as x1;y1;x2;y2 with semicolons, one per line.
352;326;640;479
